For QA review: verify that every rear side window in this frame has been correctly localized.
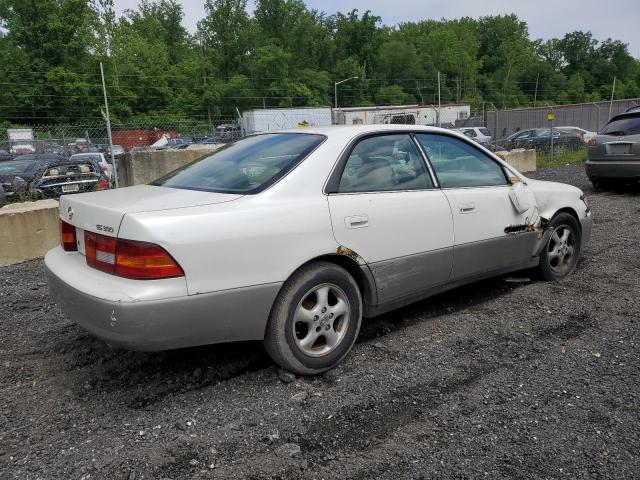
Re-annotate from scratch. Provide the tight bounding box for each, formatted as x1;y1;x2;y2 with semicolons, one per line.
153;133;325;194
416;134;508;188
338;134;432;193
601;115;640;136
479;128;491;136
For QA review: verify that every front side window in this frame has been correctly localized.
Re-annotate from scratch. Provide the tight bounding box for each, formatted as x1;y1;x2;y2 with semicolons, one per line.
338;134;432;193
415;134;508;188
152;133;324;194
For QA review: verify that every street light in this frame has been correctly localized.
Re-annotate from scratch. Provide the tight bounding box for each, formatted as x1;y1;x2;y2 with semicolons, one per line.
334;76;359;109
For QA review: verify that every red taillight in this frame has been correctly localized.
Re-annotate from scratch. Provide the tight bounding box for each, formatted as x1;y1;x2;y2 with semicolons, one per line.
84;231;183;279
587;138;597;148
85;231;116;272
60;220;77;251
94;178;110;191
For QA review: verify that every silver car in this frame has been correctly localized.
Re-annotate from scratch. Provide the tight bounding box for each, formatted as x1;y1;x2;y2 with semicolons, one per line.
586;111;640;188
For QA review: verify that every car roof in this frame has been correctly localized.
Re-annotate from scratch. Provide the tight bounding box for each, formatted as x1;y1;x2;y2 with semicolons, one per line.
608;111;640;123
276;124;466;137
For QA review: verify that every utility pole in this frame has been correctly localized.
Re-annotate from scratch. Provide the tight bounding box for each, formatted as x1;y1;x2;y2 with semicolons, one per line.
416;81;424;104
437;71;441;127
100;61;119;188
609;76;617;120
334;76;359;111
199;34;212;126
546;104;555;161
533;73;539;108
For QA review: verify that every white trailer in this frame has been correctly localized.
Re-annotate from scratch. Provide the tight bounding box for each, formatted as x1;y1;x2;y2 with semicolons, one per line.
335;104;471;127
7;128;35;154
242;107;332;134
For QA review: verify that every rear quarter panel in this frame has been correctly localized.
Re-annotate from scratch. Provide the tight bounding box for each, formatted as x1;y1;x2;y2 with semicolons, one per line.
119;192;338;295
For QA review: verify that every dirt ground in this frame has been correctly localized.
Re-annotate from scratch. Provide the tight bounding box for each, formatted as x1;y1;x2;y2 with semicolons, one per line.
1;163;639;480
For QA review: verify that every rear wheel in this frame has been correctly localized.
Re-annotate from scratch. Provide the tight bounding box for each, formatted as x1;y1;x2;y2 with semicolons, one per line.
538;213;581;281
264;262;362;375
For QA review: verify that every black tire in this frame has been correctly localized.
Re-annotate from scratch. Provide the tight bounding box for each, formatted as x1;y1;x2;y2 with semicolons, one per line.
263;261;362;375
537;213;582;281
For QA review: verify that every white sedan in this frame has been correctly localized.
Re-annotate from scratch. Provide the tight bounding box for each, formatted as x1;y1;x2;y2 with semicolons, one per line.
46;125;592;374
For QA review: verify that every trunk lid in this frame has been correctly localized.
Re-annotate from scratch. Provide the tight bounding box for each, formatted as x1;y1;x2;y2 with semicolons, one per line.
58;185;242;237
589;133;640;161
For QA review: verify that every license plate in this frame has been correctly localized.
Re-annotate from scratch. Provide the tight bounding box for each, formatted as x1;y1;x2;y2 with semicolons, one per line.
62;184;80;193
607;144;631;155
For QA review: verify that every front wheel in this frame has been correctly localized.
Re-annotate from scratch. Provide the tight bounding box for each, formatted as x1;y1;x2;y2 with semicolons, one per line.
537;213;582;281
264;262;362;375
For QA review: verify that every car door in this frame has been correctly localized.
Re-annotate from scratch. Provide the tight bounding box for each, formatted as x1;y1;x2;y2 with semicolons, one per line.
326;133;454;304
415;133;539;280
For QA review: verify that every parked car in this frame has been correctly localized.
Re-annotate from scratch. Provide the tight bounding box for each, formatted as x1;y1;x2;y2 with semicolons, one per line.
110;145;125;156
502;128;583;152
69;152;115;182
3;154;110;199
167;137;193;149
555;126;596;144
35;142;65;155
10;143;36;155
458;127;493;146
0;149;12;161
214;124;243;143
585;110;640;188
0;157;46;199
97;144;125;157
46;125;592;374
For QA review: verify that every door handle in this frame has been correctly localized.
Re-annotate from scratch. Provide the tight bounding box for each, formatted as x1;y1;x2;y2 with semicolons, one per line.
459;203;476;214
345;215;369;229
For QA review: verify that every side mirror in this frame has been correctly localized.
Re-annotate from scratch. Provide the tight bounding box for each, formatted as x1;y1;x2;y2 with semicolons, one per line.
508;181;531;214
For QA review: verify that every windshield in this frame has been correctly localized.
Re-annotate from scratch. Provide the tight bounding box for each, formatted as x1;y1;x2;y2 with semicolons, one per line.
0;160;34;175
601;114;640;136
152;133;325;194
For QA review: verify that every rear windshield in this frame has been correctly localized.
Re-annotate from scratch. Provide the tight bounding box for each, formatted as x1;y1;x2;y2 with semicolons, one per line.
601;114;640;136
0;160;34;174
152;133;325;194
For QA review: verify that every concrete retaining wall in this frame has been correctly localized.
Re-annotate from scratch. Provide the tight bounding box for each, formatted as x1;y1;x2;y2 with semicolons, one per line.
496;149;537;173
117;146;222;187
0;199;59;267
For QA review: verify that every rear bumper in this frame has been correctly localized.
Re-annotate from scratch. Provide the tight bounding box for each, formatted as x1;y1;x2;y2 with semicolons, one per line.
46;261;281;351
585;160;640;180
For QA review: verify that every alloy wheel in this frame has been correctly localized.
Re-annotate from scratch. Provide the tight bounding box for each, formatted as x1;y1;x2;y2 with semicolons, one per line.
293;283;351;357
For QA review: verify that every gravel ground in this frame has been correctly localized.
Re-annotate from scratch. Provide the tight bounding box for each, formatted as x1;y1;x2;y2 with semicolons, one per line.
1;163;639;480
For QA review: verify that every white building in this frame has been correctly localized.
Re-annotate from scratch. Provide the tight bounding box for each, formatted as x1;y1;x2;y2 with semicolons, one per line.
242;107;332;134
334;104;471;127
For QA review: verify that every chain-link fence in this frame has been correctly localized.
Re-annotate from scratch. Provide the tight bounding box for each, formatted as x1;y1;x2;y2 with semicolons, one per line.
484;98;640;143
0;116;242;159
3;98;640;204
0;116;244;204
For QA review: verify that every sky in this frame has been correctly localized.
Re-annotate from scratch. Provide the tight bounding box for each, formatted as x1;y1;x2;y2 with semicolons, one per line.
113;0;640;57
